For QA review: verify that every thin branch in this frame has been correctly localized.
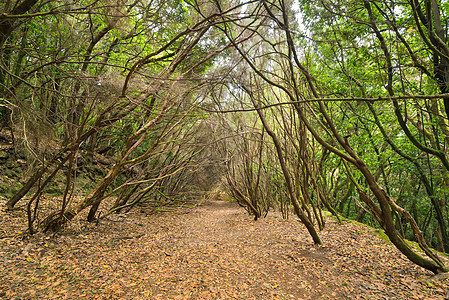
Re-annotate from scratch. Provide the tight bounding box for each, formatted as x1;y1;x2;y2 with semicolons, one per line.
200;93;449;114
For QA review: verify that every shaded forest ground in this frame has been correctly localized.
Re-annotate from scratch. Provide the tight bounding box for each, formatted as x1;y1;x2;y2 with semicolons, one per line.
1;197;449;299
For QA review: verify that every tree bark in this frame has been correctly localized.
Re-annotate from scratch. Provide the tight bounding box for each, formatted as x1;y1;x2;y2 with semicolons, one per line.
0;0;39;47
251;96;321;245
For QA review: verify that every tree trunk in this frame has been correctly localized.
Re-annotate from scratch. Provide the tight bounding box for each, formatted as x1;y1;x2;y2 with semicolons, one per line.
6;152;71;209
252;97;321;244
0;0;39;47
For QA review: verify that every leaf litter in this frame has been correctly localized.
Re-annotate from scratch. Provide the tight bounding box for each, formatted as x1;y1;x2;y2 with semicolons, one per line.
1;198;448;299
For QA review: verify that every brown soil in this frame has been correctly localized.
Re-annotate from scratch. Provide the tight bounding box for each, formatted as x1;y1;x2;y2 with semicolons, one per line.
1;199;448;299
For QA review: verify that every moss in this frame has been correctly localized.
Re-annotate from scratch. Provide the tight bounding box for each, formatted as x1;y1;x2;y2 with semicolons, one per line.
5;160;18;169
374;229;390;242
325;210;367;227
45;186;62;195
321;210;333;218
370;226;449;259
0;175;23;198
0;150;9;159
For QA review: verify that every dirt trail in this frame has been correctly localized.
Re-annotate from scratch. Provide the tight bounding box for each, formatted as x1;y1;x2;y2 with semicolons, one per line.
1;199;448;299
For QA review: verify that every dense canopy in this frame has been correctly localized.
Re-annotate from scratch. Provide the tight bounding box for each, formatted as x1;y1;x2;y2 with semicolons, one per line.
1;0;449;275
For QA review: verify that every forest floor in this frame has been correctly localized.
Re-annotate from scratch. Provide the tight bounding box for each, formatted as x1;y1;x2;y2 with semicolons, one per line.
1;197;449;300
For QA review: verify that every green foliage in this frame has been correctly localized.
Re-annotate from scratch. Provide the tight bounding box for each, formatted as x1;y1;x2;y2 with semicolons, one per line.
293;0;449;253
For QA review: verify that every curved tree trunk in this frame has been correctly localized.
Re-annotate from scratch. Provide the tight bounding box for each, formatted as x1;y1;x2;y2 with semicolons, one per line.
251;96;321;245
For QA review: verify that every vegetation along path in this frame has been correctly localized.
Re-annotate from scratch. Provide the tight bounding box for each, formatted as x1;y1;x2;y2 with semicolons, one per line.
1;198;448;299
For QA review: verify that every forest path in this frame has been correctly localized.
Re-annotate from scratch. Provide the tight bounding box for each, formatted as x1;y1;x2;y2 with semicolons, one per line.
1;198;448;299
